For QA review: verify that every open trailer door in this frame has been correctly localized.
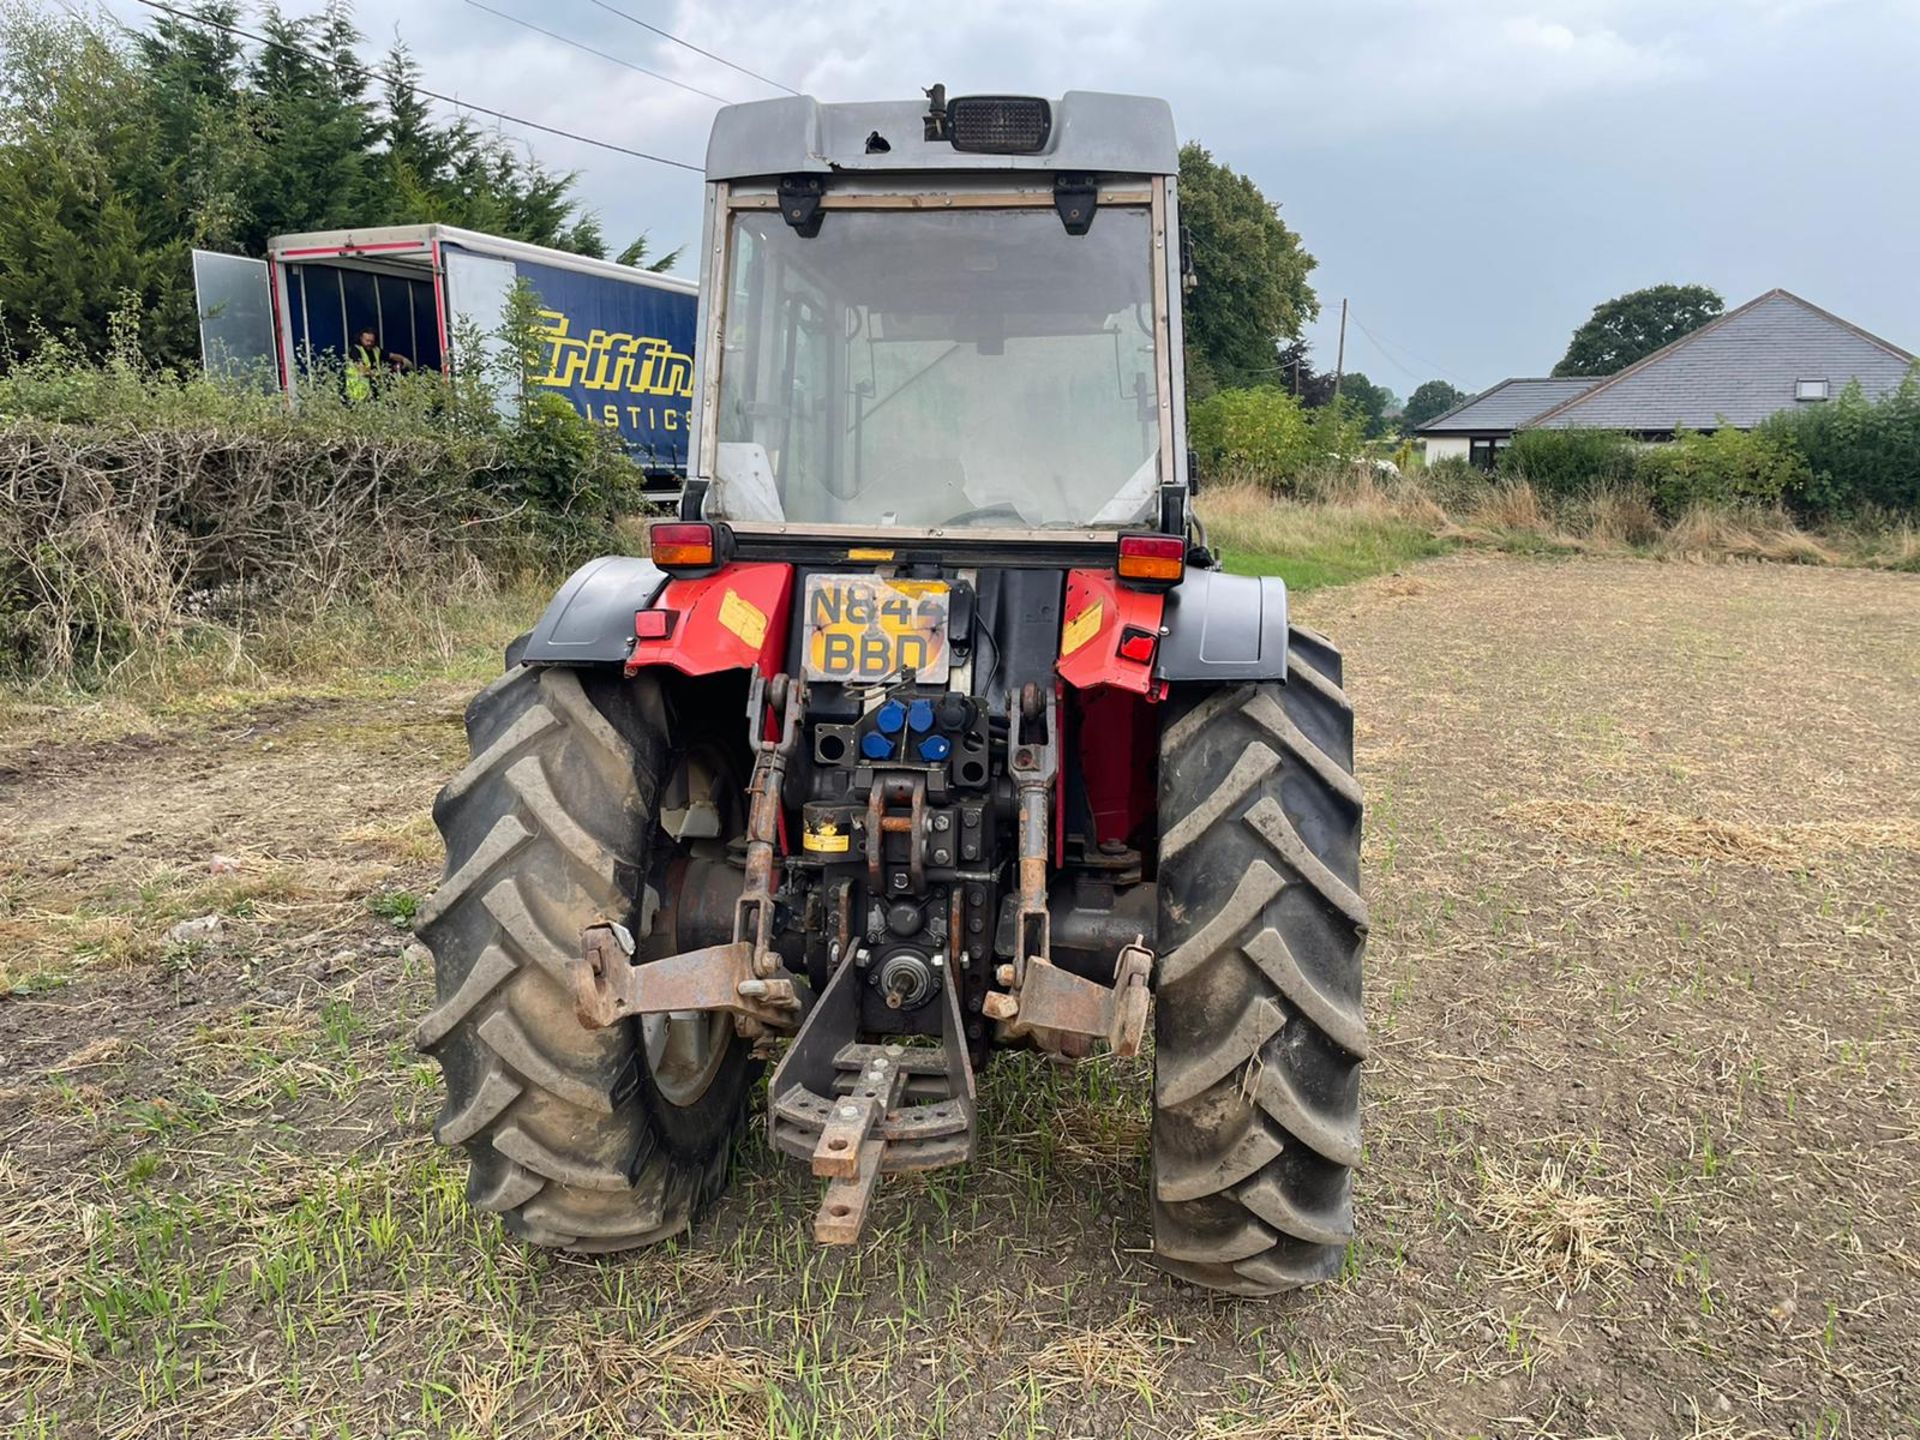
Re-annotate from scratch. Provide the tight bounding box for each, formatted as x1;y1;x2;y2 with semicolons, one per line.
191;249;279;389
442;248;520;411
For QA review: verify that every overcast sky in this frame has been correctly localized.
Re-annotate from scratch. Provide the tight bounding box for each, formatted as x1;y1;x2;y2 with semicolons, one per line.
126;0;1920;395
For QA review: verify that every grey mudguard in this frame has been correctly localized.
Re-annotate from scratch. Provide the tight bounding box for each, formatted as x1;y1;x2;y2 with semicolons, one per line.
1153;568;1290;683
519;555;668;665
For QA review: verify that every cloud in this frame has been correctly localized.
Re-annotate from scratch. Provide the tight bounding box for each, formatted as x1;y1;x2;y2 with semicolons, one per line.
618;0;1698;142
102;0;1920;380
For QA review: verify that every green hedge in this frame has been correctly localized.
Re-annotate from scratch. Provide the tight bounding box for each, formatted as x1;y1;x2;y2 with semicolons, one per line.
1634;426;1812;513
1492;371;1920;521
0;333;649;679
1761;374;1920;517
1496;428;1637;498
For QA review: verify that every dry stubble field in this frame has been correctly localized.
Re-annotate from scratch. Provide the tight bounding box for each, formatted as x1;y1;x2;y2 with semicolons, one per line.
2;553;1917;1439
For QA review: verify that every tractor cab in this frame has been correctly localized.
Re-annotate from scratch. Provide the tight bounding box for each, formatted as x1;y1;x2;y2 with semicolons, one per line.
688;88;1191;545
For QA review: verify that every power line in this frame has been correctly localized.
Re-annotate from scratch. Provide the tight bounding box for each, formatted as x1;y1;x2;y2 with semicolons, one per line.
131;0;703;172
1348;310;1462;388
1346;314;1421;384
460;0;735;106
584;0;800;97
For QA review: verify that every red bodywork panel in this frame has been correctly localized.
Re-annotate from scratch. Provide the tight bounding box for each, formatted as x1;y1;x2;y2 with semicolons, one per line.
627;560;1169;854
627;563;794;678
1056;569;1167;850
1054;570;1166;699
628;561;795;854
1075;687;1160;847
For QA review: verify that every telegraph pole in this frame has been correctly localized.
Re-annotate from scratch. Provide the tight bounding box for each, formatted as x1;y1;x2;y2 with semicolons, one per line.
1333;297;1348;399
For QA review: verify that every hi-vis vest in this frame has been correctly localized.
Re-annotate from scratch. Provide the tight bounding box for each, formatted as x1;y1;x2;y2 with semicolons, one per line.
347;344;379;401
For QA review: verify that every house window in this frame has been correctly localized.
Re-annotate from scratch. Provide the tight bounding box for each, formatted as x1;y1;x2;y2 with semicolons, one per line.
1795;378;1830;401
1469;437;1502;471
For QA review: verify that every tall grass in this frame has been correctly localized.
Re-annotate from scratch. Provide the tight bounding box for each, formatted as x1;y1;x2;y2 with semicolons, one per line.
1200;465;1920;587
1200;467;1450;589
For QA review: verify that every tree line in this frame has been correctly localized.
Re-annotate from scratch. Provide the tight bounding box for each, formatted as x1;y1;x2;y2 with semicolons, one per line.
3;0;1380;423
0;0;673;372
1178;143;1417;439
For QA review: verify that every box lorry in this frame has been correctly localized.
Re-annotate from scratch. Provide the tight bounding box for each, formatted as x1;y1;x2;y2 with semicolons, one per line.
191;224;699;486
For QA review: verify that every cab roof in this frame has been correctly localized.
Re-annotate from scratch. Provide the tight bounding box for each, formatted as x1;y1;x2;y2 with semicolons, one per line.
705;91;1179;182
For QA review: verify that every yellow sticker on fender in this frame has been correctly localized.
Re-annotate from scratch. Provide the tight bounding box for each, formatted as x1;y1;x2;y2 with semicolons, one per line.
717;589;768;649
1060;600;1104;656
804;822;850;853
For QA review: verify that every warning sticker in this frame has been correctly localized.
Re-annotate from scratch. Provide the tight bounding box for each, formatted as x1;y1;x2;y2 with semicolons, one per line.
1060;599;1104;656
804;821;850;853
716;588;768;649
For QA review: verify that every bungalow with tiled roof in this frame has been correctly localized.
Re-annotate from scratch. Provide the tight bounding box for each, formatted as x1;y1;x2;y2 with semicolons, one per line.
1418;290;1915;469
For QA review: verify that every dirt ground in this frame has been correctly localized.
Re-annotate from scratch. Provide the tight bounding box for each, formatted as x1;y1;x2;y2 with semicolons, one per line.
3;553;1917;1439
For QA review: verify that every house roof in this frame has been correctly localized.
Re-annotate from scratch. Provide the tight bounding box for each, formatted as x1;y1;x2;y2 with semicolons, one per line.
1416;377;1601;434
1531;289;1916;431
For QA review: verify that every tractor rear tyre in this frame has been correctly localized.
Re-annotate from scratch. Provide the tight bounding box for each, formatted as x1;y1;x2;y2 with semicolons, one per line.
415;664;752;1251
1151;627;1368;1294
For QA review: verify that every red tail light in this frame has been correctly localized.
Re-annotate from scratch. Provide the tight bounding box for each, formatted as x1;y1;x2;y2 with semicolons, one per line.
633;608;676;640
1117;626;1158;664
650;521;719;571
1116;534;1184;586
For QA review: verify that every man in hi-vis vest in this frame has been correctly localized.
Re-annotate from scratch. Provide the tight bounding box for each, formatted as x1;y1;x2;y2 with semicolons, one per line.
347;328;411;401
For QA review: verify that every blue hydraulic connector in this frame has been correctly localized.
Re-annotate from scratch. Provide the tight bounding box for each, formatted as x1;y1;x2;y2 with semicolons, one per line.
906;698;936;734
874;699;907;734
861;730;896;760
917;734;952;763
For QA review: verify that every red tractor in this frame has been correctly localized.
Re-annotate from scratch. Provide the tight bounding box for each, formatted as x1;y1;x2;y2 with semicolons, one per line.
417;88;1366;1294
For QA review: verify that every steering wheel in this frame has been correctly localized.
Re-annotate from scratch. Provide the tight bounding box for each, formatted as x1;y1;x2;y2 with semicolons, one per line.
938;503;1026;527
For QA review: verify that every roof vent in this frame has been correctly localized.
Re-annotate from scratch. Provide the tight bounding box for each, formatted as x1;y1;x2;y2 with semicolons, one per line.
947;95;1052;155
1795;378;1830;401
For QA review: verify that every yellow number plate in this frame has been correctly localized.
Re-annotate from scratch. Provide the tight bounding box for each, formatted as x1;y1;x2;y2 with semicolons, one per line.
803;576;951;684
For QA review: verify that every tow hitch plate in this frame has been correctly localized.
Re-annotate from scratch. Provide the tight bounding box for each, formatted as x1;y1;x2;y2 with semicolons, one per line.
768;944;977;1243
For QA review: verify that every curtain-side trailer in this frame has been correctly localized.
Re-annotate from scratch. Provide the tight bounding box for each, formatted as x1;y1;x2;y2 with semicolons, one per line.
191;224;699;487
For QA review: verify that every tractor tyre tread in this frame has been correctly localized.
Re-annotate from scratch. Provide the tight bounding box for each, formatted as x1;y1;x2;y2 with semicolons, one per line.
417;665;747;1253
1152;628;1367;1295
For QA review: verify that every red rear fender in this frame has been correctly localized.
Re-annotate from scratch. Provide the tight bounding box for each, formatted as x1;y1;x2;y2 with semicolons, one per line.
1054;569;1167;700
627;563;794;677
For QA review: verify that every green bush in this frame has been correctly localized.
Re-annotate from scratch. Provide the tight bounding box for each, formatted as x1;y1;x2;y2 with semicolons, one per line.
1760;372;1920;519
1496;427;1638;498
479;392;646;554
1634;424;1813;515
1189;385;1368;491
1190;385;1313;480
1310;401;1371;471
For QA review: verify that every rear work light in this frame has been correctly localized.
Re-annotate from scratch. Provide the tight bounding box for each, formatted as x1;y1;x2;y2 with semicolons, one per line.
947;95;1052;154
1116;534;1185;587
649;521;728;572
